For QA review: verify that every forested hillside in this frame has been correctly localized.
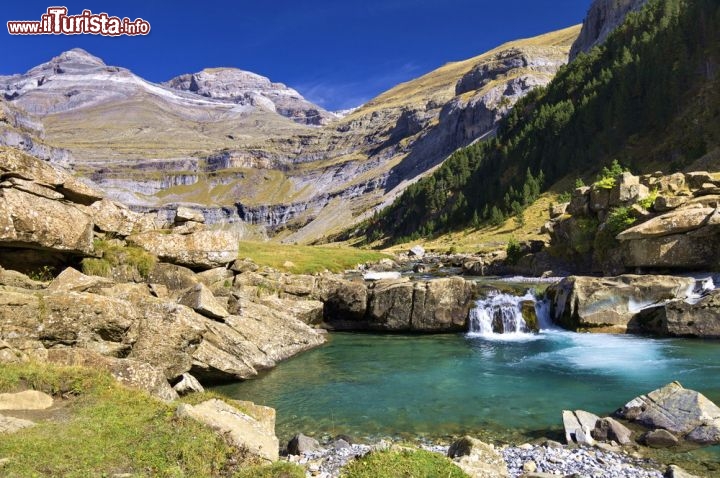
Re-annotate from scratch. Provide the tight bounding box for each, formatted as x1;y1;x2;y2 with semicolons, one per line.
366;0;720;244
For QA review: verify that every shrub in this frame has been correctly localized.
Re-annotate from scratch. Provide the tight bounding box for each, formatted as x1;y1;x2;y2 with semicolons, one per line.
594;159;628;190
506;238;523;265
637;188;659;210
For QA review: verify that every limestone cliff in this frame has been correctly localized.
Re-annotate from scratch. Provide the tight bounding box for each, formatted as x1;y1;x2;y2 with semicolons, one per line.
570;0;649;60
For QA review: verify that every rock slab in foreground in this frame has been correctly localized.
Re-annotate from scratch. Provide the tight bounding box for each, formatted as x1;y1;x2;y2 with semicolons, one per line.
176;399;279;462
618;381;720;445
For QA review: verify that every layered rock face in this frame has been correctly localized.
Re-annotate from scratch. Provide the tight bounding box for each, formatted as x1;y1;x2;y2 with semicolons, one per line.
165;68;336;126
570;0;650;60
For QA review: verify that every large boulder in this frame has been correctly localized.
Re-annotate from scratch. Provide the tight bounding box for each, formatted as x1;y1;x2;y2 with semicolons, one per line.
0;390;53;410
621;233;720;270
411;277;477;331
0;187;94;255
176;399;279;462
0;414;35;434
617;382;720;445
0;146;102;205
617;206;720;270
546;275;694;332
0;287;136;358
179;283;229;320
128;230;239;269
617;207;720;241
88;199;157;237
609;172;649;207
126;298;207;379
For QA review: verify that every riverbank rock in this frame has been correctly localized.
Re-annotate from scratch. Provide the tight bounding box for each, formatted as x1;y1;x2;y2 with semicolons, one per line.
176;399;279;462
366;277;477;332
171;373;204;396
447;436;509;478
617;382;720;445
287;433;320;455
631;289;720;338
546;275;694;332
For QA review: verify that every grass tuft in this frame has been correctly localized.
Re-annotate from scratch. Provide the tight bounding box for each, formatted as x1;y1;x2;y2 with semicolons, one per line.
234;462;306;478
341;449;469;478
82;239;157;279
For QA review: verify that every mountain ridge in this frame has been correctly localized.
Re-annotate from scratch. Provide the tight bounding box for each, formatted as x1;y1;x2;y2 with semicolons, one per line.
0;27;581;243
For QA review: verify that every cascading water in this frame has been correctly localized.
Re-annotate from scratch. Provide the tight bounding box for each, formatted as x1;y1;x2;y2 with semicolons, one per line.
468;290;553;337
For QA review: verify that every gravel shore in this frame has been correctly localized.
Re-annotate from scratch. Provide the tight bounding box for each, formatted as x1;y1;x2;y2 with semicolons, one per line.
286;439;667;478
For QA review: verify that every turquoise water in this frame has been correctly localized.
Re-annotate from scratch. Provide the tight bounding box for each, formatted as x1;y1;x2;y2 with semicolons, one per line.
214;330;720;446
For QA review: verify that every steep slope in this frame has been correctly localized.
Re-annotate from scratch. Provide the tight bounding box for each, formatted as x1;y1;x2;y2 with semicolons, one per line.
165;68;336;125
367;0;720;244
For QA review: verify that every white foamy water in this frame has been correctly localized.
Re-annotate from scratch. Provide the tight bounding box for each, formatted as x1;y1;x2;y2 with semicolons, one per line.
468;291;555;341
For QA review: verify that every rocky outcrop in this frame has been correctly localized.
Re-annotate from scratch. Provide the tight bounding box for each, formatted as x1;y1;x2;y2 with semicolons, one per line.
0;266;325;392
127;229;239;270
164;68;336;126
546;275;695;333
570;0;650;60
0;147;100;271
617;382;720;445
176;398;279;462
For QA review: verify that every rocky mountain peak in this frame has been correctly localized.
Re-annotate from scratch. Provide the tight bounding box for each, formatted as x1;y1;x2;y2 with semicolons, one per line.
26;48;108;76
54;48;106;66
570;0;649;60
164;68;335;126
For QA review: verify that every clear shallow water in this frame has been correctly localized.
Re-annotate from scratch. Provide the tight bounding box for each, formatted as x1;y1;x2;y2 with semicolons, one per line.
213;331;720;447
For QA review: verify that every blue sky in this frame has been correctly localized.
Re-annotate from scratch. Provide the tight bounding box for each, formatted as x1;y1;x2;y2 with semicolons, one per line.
2;1;590;110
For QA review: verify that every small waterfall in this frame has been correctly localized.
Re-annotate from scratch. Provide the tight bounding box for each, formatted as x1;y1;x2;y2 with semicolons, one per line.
468;291;553;337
